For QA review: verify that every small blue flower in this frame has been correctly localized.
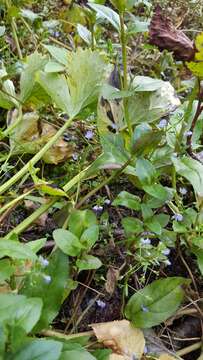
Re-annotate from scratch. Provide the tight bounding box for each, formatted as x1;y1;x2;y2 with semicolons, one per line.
85;130;94;140
104;199;111;205
39;256;49;267
162;248;170;256
179;187;187;195
43;274;52;284
184;130;193;137
141;305;149;313
165;259;172;266
172;213;183;222
96;299;106;309
72;153;78;161
93;205;103;213
158;119;168;129
140;238;151;245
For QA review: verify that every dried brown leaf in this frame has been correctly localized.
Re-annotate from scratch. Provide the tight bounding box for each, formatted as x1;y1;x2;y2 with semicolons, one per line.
105;267;120;295
92;320;145;359
149;5;195;61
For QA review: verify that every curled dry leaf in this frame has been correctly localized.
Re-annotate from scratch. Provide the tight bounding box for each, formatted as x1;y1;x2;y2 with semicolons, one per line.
8;110;73;164
105;267;120;295
91;319;145;359
149;5;195;61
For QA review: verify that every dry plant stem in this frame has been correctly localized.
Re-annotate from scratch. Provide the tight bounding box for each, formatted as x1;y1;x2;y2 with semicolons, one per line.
177;341;202;357
41;329;94;340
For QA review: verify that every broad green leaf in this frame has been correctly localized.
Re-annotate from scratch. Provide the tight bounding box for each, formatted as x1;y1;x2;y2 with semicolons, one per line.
60;349;96;360
0;259;15;283
92;349;112;360
80;225;99;250
172;156;203;196
38;184;68;197
43;45;69;66
21;249;69;331
0;239;36;260
37;72;71;115
66;49;106;116
88;3;120;31
13;339;62;360
112;191;141;210
125;277;189;328
26;238;47;253
68;210;97;238
197;250;203;275
143;184;174;201
122;217;143;235
133;76;164;92
44;61;66;73
145;216;162;235
77;24;92;45
128;18;149;33
14;298;43;333
0;294;42;333
76;255;102;271
136;158;156;185
53;229;82;256
20;52;47;103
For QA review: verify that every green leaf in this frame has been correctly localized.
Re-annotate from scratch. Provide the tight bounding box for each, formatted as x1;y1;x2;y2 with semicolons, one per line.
43;45;69;66
136;158;156;185
60;349;96;360
53;229;82;256
14;298;43;333
44;61;66;73
125;277;189;328
20;52;47;103
37;72;71;115
0;259;15;283
196;250;203;275
172;156;203;196
68;210;97;238
88;3;120;31
77;24;92;45
112;191;141;211
0;239;36;260
80;225;99;251
133;76;164;92
0;294;42;333
143;184;174;201
76;255;102;271
66;49;106;117
26;238;47;253
145;216;162;235
21;249;69;331
122;217;143;235
21;9;40;22
13;339;62;360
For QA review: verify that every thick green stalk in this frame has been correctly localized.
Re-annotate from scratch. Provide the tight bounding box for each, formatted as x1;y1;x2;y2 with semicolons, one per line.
4;164;91;237
0;117;74;195
0;189;32;216
119;12;132;136
4;199;56;238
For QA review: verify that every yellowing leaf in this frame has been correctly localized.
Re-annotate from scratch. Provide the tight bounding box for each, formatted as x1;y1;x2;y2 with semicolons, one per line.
91;320;145;359
187;33;203;77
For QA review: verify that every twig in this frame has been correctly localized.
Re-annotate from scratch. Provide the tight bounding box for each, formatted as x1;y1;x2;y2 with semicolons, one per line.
177;341;202;357
41;329;94;340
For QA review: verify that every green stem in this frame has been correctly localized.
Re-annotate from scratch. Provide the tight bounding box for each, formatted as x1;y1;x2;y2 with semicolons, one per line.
0;189;32;216
5;198;56;238
0;116;74;195
11;18;23;60
5;0;22;60
119;12;132;136
4;164;91;237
